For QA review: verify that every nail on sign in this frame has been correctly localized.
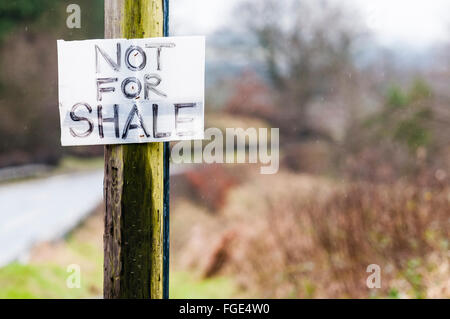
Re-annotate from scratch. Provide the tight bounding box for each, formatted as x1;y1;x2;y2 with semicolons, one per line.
57;36;205;146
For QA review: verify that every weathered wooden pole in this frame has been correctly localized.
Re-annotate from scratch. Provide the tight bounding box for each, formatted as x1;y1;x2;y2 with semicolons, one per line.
103;0;169;299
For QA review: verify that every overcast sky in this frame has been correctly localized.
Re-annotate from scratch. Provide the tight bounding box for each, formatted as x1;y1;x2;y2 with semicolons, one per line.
171;0;450;48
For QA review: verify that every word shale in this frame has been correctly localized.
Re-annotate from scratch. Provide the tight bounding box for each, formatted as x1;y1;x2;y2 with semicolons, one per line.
57;36;205;146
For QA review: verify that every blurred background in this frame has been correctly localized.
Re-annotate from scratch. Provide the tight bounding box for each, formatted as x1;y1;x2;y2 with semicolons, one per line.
0;0;448;298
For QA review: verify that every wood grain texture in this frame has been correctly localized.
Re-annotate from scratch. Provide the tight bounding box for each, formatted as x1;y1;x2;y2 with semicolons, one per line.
103;0;165;299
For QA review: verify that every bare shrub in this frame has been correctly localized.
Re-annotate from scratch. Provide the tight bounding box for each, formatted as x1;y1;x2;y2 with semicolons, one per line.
219;174;449;298
183;164;239;211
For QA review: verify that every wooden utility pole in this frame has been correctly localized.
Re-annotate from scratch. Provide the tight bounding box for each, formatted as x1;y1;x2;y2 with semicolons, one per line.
103;0;169;299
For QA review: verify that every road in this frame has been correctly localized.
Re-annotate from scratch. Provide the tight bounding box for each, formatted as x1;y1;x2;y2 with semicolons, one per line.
0;170;103;267
0;164;189;267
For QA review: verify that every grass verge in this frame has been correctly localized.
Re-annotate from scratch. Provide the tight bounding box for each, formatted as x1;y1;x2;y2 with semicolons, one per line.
0;210;238;299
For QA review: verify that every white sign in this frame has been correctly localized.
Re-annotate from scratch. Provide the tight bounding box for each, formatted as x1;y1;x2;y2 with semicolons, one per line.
57;36;205;146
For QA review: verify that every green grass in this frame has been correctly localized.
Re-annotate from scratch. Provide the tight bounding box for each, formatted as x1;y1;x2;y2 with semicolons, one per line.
0;233;104;298
170;272;238;299
0;263;95;299
0;208;239;299
0;263;238;299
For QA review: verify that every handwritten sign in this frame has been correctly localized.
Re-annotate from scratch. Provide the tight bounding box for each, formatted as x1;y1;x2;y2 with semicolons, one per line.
57;36;205;146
